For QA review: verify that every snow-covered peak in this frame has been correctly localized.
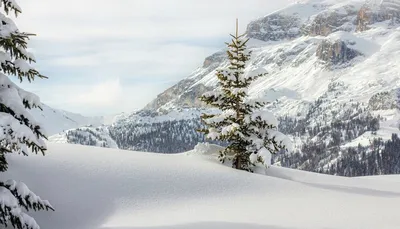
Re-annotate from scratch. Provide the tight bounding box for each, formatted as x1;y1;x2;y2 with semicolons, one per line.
246;0;365;42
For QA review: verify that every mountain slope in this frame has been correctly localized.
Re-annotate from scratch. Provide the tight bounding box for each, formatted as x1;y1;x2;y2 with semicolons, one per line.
30;104;103;135
147;1;399;116
4;143;400;229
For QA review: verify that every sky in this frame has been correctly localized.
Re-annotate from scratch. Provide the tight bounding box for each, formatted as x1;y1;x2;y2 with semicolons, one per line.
15;0;291;116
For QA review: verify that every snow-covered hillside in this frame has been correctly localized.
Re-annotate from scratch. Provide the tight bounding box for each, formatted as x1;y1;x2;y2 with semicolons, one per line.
31;104;104;135
4;143;400;229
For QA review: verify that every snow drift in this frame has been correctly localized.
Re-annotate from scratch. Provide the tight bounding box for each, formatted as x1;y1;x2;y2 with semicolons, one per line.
3;143;400;229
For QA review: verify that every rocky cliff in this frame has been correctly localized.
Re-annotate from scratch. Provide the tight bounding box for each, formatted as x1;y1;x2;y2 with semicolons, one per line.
316;39;361;65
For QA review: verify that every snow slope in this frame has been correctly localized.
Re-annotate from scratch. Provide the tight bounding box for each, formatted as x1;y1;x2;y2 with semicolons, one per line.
30;104;104;135
4;143;400;229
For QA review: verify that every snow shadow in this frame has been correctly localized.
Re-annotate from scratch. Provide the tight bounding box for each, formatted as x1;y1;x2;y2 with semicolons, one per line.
6;157;118;229
5;146;278;229
300;181;400;198
265;166;400;198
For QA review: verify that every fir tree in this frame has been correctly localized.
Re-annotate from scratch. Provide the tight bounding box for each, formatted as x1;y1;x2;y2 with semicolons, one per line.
199;20;291;172
0;1;54;228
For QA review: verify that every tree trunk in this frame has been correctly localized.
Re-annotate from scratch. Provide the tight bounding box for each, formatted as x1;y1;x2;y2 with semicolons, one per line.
236;152;241;170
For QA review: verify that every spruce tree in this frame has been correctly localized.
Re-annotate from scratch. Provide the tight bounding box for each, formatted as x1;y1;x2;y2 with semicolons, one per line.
0;1;54;228
199;20;291;171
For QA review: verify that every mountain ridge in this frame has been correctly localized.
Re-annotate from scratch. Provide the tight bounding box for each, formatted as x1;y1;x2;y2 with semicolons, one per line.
31;103;104;136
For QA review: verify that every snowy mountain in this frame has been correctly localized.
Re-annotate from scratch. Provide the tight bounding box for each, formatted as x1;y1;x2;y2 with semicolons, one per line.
51;0;400;176
31;104;104;135
147;0;399;114
4;142;400;229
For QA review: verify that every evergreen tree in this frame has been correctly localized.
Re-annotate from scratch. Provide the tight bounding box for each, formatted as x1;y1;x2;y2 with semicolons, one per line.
199;20;291;171
0;1;54;228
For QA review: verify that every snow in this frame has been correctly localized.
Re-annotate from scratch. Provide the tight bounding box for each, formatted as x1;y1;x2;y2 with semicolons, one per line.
0;51;11;64
247;67;268;78
0;73;42;128
257;147;273;166
0;13;17;37
381;0;400;11
192;142;224;156
0;179;52;229
259;0;364;27
343;109;400;148
0;187;18;209
30;104;104;136
0;72;48;156
326;31;381;56
0;0;22;13
184;18;400;122
152;0;400;123
3;143;400;229
101;112;131;125
0;112;45;150
114;108;207;127
221;123;240;135
49;125;119;149
250;109;279;127
13;59;32;73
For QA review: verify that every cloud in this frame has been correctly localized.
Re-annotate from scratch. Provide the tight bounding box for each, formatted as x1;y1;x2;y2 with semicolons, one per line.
70;79;123;107
18;0;291;41
22;79;171;116
39;40;216;81
49;55;101;67
13;0;291;115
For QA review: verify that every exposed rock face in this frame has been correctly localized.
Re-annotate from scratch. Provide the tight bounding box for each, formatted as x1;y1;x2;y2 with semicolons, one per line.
356;4;396;32
246;14;301;41
356;6;374;32
248;4;361;40
203;52;225;68
306;6;358;36
172;84;212;109
368;90;400;110
356;0;400;32
316;40;360;65
144;79;200;111
144;52;225;111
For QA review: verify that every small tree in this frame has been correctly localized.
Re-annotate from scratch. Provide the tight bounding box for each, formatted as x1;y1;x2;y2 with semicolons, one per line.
0;1;54;228
199;20;291;171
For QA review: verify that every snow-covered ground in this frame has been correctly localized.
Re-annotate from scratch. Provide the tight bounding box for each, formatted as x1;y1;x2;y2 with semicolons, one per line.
4;143;400;229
